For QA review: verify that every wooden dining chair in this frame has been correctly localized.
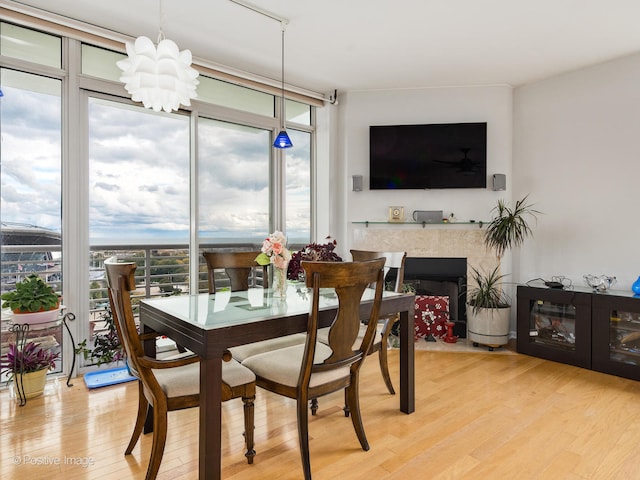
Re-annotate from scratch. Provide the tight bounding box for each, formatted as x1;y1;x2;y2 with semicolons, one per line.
312;250;407;416
104;259;257;480
202;250;268;292
242;259;386;480
203;251;306;362
350;249;407;395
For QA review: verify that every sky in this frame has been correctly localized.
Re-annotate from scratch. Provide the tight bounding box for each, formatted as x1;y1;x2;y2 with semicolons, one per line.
1;79;310;246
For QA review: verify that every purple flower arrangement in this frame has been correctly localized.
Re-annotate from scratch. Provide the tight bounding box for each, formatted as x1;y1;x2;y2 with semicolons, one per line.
287;239;343;280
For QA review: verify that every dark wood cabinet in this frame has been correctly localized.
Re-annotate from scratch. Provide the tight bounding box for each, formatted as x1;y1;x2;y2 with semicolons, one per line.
517;285;592;368
592;292;640;381
517;285;640;381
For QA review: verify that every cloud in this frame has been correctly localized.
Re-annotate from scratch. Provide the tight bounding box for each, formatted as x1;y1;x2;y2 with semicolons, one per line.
2;84;310;243
95;182;120;191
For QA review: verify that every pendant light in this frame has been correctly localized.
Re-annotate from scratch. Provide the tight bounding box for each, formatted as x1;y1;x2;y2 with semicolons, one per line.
273;22;293;148
228;1;292;148
116;0;199;113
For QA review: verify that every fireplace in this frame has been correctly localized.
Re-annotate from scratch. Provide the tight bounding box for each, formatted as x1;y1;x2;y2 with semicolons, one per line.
403;257;467;337
351;225;500;338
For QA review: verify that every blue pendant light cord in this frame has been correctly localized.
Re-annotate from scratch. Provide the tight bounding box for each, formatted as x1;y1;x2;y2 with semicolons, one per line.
273;23;292;148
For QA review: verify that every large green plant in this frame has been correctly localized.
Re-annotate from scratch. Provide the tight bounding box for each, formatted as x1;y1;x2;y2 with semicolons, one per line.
467;265;510;314
468;196;539;311
484;195;539;259
1;274;60;313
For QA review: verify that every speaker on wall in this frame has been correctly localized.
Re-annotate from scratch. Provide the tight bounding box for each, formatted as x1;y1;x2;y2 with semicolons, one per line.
352;175;363;192
492;174;506;191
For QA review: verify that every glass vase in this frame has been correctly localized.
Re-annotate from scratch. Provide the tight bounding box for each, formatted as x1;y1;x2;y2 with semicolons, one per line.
272;264;289;298
632;276;640;296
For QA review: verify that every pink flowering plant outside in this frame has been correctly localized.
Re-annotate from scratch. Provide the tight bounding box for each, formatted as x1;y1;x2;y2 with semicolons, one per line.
255;231;292;268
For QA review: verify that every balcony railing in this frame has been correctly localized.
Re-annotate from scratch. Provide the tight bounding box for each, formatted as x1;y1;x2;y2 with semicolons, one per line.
2;242;267;314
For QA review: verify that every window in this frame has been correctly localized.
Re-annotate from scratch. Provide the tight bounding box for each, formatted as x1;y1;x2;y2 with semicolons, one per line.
0;22;61;68
197;118;271;243
198;76;274;117
81;44;125;82
1;17;317;376
88;97;190;244
0;68;63;376
285;129;311;245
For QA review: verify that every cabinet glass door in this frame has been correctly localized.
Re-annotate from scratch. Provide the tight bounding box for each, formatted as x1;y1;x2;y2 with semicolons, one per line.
608;310;640;364
592;293;640;380
530;300;576;350
517;286;591;368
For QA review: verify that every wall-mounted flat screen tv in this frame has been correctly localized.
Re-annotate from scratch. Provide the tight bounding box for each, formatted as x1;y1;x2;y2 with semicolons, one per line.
369;122;487;189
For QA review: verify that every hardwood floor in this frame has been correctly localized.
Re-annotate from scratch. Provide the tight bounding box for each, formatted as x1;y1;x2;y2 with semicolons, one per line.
3;348;640;479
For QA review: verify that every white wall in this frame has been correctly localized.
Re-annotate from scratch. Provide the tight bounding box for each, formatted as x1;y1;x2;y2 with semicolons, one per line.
335;85;514;259
513;53;640;291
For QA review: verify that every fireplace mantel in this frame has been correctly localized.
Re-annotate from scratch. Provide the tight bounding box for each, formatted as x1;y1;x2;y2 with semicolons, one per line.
351;225;499;280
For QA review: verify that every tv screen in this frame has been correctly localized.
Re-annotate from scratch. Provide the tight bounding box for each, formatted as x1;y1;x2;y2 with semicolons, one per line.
369;122;487;189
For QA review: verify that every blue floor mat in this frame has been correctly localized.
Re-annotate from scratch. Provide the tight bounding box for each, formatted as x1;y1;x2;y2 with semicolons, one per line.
84;366;137;389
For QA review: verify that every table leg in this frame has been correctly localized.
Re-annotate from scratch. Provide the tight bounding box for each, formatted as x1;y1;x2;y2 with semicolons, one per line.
399;309;415;414
200;354;223;480
142;324;156;434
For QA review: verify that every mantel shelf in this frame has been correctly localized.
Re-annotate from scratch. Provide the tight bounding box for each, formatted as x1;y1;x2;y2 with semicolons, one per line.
352;221;487;228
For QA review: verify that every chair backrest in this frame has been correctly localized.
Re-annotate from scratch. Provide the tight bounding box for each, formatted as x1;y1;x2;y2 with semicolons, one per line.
301;259;385;385
203;251;268;293
350;249;407;293
104;259;145;381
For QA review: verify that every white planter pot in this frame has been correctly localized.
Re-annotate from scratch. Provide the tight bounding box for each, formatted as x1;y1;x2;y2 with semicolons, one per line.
467;305;511;348
10;308;60;325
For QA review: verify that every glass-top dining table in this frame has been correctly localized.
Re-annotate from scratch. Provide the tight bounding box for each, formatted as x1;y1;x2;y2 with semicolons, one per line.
139;283;415;480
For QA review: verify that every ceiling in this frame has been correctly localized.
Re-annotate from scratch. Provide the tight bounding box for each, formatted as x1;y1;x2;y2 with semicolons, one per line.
6;0;640;97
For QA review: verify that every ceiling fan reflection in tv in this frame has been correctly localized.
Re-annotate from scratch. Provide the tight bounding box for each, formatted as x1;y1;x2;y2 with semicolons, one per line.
435;147;482;176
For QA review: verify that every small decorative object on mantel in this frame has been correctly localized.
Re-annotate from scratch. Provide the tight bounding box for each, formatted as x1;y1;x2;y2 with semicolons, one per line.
632;276;640;296
583;274;617;293
255;231;292;298
389;206;404;222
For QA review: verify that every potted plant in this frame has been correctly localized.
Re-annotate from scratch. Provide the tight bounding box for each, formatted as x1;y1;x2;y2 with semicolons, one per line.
287;238;343;281
1;274;61;324
467;196;539;350
75;305;126;366
1;341;60;398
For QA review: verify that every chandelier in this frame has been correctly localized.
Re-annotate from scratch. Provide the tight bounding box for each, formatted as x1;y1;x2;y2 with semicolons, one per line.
117;1;199;113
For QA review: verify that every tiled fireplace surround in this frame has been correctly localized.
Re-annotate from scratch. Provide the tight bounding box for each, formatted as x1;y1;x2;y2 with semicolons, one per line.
351;226;500;321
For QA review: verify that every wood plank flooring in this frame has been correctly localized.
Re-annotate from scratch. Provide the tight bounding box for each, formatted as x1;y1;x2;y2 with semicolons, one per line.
2;348;640;479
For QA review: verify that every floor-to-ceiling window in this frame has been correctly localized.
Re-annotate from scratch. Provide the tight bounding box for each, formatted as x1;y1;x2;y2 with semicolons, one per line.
87;96;191;315
0;23;64;377
1;16;317;373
